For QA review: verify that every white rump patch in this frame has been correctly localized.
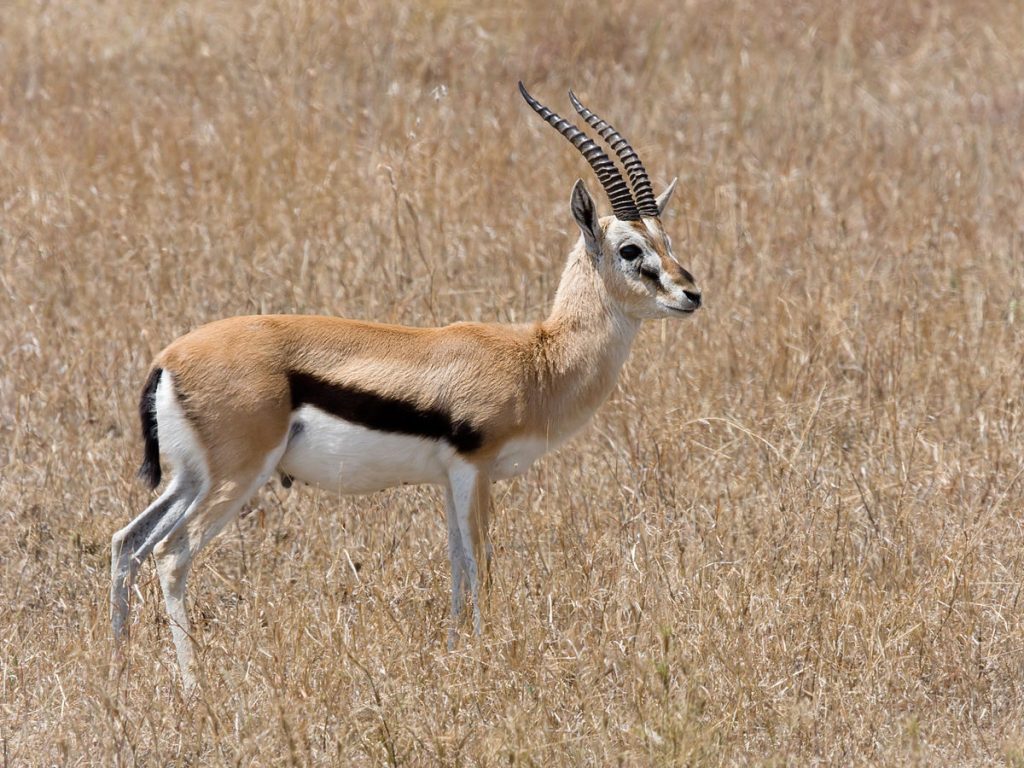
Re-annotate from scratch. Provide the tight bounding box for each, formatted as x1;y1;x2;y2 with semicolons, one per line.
154;372;209;482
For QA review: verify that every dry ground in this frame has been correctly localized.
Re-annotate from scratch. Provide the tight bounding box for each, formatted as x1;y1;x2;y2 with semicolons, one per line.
2;0;1024;764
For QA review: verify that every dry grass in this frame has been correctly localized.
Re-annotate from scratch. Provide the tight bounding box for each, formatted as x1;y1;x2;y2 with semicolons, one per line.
2;0;1024;764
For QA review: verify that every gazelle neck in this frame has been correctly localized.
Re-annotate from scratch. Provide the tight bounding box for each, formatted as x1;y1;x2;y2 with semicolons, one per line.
533;241;641;437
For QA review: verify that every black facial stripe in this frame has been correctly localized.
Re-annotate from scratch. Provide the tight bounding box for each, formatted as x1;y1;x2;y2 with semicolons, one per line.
639;266;660;282
288;371;483;453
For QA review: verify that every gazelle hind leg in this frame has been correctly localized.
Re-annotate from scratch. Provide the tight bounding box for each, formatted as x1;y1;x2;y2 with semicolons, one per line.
153;442;290;690
110;473;201;644
112;369;211;648
152;484;251;691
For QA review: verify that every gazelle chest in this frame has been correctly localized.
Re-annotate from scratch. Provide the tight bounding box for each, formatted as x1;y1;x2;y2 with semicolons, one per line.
492;434;554;480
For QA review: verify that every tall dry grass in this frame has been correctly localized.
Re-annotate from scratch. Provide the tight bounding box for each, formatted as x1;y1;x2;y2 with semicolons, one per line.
2;0;1023;764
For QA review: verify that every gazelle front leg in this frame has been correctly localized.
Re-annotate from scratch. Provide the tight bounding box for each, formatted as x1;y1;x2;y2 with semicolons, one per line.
444;485;468;648
447;460;491;636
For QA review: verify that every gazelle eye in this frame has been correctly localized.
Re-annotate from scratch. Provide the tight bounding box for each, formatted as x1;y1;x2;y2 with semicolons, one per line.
619;244;642;260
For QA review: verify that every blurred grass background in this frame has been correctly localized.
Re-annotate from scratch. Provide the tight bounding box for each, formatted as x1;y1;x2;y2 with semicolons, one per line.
1;0;1023;764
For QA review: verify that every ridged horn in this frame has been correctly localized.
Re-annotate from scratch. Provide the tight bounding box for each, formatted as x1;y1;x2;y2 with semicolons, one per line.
518;81;640;222
568;89;660;218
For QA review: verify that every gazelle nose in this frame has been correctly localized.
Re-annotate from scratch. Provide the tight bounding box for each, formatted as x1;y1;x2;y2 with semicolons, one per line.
683;289;702;308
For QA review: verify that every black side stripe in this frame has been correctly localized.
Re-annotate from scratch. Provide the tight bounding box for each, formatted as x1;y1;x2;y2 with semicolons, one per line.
287;371;483;454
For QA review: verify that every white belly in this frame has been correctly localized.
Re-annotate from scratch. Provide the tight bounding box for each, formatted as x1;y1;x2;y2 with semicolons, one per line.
278;406;453;494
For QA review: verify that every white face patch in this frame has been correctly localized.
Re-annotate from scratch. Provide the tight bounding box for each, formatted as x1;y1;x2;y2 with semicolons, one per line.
603;219;646;250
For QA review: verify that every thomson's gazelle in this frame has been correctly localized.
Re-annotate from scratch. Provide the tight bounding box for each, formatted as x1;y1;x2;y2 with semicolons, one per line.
111;83;702;689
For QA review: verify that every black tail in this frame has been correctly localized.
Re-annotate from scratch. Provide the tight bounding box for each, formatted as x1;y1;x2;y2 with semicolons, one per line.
137;367;163;489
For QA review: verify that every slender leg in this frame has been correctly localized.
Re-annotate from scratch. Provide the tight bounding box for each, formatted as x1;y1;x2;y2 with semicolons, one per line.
110;474;200;644
152;438;289;690
480;487;494;587
152;474;260;691
153;534;198;691
475;475;494;599
444;484;469;648
448;461;491;635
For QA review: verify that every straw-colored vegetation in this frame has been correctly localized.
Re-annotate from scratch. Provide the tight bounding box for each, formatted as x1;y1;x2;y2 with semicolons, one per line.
2;0;1023;764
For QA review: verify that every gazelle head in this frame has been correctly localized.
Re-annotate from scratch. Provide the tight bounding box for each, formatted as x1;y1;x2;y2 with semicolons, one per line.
520;82;702;321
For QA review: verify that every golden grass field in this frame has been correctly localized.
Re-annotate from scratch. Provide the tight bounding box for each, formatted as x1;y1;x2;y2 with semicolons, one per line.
3;0;1024;764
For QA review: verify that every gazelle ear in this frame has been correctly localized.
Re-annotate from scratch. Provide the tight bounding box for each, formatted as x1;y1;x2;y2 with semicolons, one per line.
656;177;678;216
570;179;601;258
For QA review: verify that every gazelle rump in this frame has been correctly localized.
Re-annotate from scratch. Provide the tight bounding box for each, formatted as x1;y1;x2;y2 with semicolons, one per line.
110;83;701;690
